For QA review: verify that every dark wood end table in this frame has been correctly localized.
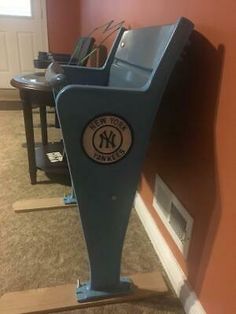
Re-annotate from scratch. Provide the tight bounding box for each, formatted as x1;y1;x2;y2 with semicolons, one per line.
11;72;68;184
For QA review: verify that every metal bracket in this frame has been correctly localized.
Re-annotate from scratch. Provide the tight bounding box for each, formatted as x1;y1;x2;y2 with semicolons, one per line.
76;277;133;302
63;190;77;205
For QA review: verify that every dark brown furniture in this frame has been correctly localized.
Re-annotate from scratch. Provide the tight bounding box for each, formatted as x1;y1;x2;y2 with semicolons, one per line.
11;72;68;184
34;37;95;69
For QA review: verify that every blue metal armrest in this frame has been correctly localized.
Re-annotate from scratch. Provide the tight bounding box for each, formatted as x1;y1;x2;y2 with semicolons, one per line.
61;65;110;86
57;84;146;102
45;27;126;89
60;27;126;86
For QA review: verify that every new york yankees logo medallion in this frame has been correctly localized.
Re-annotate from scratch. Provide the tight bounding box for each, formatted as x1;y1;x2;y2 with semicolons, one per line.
82;115;133;164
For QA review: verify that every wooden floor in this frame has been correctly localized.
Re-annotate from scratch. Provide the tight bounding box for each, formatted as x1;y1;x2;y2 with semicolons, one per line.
13;197;77;213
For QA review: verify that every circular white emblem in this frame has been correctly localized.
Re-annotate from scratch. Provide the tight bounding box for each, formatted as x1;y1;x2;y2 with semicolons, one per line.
82;115;133;164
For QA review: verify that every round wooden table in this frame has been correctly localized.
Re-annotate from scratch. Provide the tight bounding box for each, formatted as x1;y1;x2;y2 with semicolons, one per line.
11;72;68;184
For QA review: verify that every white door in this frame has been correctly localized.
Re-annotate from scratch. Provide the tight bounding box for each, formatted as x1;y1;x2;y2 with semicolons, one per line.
0;0;48;88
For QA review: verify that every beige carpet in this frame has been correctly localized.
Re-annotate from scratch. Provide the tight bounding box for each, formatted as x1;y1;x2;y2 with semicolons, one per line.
0;110;184;313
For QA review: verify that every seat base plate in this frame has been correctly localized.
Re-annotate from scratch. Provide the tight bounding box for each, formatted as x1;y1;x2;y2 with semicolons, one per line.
76;277;133;302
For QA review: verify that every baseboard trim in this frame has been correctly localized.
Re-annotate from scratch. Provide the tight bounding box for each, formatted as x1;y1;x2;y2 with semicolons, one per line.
134;193;206;314
0;88;20;100
0;100;22;110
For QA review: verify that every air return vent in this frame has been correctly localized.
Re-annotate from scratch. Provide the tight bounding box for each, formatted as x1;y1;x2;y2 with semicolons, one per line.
153;175;193;258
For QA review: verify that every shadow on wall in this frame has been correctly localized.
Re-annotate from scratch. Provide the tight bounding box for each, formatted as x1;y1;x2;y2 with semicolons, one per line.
143;30;224;300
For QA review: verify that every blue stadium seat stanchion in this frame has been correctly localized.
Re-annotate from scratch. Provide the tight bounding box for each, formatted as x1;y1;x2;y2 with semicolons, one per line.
48;18;194;302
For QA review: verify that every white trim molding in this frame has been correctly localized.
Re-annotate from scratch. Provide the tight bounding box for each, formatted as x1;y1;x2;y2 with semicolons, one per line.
40;0;49;51
134;193;206;314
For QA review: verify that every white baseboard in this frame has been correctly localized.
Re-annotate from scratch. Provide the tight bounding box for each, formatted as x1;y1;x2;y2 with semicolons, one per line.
0;88;20;100
134;193;206;314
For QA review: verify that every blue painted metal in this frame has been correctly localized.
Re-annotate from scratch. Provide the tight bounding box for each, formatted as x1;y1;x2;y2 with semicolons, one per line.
76;277;133;301
63;189;77;205
46;17;194;302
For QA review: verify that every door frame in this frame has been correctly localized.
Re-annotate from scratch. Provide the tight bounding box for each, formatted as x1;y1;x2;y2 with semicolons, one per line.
40;0;49;52
0;0;49;91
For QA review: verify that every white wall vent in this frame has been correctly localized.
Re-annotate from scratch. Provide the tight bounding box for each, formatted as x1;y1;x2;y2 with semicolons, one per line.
153;174;193;258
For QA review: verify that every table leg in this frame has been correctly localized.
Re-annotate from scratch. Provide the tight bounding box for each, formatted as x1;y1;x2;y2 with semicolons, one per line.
40;105;48;145
22;97;37;184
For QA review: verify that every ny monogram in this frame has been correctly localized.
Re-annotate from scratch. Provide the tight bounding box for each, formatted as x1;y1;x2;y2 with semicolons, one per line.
99;130;116;149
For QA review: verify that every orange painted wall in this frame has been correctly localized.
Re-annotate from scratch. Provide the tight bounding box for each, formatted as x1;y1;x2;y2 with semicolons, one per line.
46;0;80;53
78;1;236;314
